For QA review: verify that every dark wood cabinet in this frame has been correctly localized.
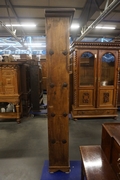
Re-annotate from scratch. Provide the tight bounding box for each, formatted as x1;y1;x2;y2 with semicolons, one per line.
70;42;120;119
21;62;31;115
111;138;120;179
101;123;120;179
30;60;43;111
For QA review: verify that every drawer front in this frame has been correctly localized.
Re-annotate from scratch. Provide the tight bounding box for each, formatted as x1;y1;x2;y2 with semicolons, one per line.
111;139;120;179
101;127;112;162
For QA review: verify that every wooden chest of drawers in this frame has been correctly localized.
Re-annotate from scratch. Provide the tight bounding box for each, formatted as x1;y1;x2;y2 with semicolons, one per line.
101;123;120;179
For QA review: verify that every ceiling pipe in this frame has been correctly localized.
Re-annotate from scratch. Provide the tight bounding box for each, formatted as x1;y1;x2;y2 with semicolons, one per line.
6;0;25;36
76;0;120;41
0;21;27;49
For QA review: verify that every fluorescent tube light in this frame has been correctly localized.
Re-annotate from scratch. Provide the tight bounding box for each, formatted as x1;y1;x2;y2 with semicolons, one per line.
24;43;46;47
6;24;36;27
95;26;115;29
71;24;80;30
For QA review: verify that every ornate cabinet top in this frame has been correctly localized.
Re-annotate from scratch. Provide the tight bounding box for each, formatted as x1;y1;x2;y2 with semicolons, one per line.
70;42;120;52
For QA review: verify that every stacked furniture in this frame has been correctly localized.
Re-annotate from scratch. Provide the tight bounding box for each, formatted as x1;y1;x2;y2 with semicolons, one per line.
0;58;43;122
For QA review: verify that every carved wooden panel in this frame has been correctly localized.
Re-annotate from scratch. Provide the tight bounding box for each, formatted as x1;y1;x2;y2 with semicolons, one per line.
73;50;78;107
99;90;114;107
79;90;94;107
2;68;19;94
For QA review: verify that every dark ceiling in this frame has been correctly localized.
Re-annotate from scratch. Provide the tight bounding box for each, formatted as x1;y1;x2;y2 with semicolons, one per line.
0;0;120;55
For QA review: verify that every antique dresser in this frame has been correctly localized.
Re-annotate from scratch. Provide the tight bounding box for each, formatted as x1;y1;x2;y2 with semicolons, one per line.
0;62;23;123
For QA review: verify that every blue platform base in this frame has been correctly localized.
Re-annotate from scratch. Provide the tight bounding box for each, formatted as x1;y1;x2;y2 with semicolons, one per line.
40;160;81;180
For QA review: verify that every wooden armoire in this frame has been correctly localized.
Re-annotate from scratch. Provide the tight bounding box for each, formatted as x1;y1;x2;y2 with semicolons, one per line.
70;42;120;119
45;9;75;172
17;59;31;116
29;60;43;111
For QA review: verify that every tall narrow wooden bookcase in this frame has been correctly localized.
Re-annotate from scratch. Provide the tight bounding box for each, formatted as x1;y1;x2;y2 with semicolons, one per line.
45;9;75;172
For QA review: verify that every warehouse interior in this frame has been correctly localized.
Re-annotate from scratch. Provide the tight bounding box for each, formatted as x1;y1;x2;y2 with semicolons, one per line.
0;0;120;180
0;0;120;54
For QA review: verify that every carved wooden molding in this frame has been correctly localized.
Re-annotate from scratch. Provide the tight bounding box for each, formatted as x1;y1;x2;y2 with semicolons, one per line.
0;64;19;69
73;50;78;107
70;42;120;53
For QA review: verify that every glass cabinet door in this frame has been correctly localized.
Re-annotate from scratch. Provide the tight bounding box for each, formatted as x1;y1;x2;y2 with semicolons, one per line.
80;52;95;86
100;53;115;86
98;51;117;108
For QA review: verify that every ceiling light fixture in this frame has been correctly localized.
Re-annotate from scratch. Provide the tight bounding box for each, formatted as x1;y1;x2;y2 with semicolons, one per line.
6;24;36;27
24;43;46;47
71;23;80;30
95;26;115;29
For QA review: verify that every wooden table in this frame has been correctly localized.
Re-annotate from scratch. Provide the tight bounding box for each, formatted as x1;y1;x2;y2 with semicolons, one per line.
80;145;118;180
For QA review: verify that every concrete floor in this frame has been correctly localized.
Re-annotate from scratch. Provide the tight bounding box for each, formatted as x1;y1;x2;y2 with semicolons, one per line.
0;96;120;180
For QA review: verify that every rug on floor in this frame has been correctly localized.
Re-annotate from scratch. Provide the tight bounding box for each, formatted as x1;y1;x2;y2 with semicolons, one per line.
40;160;81;180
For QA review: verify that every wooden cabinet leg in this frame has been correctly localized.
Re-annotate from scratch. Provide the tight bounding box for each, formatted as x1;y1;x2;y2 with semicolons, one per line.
16;104;21;123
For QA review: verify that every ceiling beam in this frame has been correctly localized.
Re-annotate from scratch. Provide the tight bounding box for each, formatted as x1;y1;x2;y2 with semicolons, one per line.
0;21;27;49
76;0;120;41
0;16;120;23
6;0;25;36
0;5;83;10
0;5;119;13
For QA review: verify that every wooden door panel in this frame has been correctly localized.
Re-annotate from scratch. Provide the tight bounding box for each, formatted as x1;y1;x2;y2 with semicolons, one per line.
97;50;118;108
79;89;94;107
78;50;97;108
99;89;114;107
2;75;15;94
